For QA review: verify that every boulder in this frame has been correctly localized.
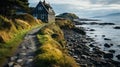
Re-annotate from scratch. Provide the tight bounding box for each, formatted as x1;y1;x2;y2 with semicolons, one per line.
95;35;97;37
17;59;23;63
89;29;95;31
116;55;120;60
81;55;87;59
104;53;113;58
104;38;111;40
19;52;27;56
73;55;78;59
108;50;115;53
102;35;105;37
99;23;115;25
104;43;111;48
13;63;21;67
7;62;14;67
10;56;18;61
110;44;113;46
89;44;94;47
25;59;33;64
113;26;120;29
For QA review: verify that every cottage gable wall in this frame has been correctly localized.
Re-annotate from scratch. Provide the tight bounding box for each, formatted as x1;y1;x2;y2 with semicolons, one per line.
32;0;55;23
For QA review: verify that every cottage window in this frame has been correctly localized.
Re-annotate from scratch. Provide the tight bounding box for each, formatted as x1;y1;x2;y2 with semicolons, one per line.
38;7;42;10
41;14;45;19
33;14;38;18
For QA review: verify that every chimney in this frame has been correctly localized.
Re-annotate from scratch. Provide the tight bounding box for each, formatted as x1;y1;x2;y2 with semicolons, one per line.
43;0;46;4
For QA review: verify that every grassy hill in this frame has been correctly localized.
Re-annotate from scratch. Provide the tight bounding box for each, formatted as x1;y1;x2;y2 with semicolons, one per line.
0;14;42;66
0;13;79;67
35;22;79;67
56;13;79;21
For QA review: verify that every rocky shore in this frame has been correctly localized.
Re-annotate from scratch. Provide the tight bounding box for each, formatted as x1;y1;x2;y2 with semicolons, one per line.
62;27;120;67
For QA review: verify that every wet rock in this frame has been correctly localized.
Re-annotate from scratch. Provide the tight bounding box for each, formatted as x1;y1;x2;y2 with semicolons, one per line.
28;56;33;59
99;23;115;25
104;38;111;40
25;59;33;64
104;53;113;59
21;46;26;49
68;51;73;55
90;33;94;34
113;26;120;29
116;55;120;60
109;50;115;53
89;44;94;47
72;27;86;35
80;64;87;67
10;56;17;61
117;45;120;47
94;49;104;55
104;43;111;48
110;44;113;46
13;63;21;67
89;29;95;31
17;59;23;63
81;55;87;59
69;43;73;46
19;52;27;56
102;35;105;37
83;51;90;56
71;39;76;42
111;60;120;66
7;62;14;67
95;35;97;37
74;49;81;55
73;55;78;59
76;45;82;48
69;49;75;52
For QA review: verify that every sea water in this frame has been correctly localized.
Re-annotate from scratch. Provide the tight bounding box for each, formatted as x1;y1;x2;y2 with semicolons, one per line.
76;19;120;62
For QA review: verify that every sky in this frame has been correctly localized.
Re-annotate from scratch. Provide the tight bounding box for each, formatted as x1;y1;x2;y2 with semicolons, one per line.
29;0;120;18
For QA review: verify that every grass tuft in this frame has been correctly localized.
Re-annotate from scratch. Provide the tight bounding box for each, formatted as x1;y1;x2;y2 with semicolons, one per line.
34;23;79;67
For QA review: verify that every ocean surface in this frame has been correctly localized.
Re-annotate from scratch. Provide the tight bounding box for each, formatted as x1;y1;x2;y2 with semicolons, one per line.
76;17;120;62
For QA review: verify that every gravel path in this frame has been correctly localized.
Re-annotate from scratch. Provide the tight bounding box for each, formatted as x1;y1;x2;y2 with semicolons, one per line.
4;26;45;67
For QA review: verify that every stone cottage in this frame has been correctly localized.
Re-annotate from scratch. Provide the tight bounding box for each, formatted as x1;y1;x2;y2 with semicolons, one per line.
33;0;55;23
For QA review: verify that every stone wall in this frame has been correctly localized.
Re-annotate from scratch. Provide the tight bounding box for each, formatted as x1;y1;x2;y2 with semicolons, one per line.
48;14;55;23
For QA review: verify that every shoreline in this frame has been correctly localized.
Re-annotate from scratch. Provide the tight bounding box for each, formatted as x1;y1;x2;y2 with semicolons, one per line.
62;27;120;67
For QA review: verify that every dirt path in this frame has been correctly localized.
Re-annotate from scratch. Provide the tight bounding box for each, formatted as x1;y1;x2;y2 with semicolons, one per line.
4;25;45;67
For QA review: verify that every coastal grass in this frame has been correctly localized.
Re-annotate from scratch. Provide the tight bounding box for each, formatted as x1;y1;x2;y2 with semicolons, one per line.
34;23;79;67
0;14;43;66
55;17;75;29
0;25;42;66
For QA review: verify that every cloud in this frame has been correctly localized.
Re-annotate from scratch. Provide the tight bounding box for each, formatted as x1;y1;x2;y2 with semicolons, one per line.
29;0;120;9
89;0;120;4
29;0;120;17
